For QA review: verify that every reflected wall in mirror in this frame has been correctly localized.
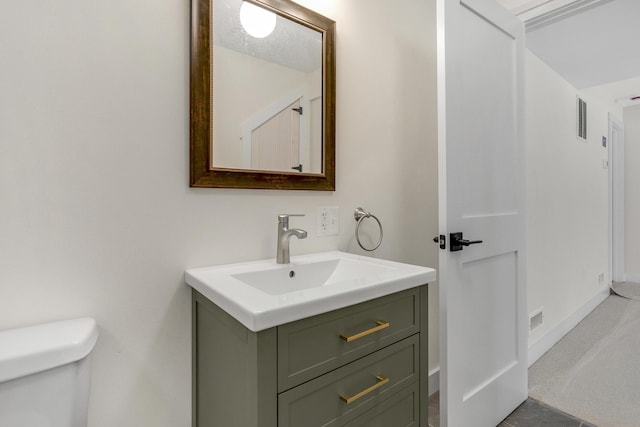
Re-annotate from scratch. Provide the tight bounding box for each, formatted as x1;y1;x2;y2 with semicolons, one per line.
190;0;336;190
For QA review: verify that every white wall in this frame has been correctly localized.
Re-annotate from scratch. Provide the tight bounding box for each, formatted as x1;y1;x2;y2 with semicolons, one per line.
526;51;610;349
0;1;438;426
624;105;640;278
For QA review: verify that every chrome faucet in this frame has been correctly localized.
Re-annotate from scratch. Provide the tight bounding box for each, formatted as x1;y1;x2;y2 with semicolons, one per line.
277;214;307;264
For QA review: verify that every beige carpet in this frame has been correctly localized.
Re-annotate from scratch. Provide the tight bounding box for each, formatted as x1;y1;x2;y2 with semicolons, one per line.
529;293;640;427
611;282;640;300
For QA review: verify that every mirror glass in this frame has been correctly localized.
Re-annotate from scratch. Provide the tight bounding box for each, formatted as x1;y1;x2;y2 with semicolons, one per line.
213;0;323;174
190;0;336;190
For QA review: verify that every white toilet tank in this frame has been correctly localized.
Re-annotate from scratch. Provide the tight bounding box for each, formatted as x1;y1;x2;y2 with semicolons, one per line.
0;318;99;427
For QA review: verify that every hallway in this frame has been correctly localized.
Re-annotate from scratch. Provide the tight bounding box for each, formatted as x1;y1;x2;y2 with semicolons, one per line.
529;291;640;426
431;290;640;426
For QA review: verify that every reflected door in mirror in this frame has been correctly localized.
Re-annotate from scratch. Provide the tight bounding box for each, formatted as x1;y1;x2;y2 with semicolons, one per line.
250;99;301;173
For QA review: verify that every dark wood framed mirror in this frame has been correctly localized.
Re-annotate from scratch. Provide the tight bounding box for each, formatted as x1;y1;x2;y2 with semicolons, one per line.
190;0;336;190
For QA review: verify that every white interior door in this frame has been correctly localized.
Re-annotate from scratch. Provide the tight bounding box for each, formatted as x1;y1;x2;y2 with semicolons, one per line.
250;100;301;172
437;0;527;426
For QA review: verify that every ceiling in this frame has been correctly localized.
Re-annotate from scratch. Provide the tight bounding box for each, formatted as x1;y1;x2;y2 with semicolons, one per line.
214;0;322;73
497;0;640;108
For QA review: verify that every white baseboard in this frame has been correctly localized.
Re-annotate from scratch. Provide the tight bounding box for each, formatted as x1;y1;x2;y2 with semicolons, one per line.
527;286;610;367
427;286;610;395
428;368;439;396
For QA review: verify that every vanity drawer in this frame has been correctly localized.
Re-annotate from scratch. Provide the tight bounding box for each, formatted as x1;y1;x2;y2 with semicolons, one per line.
344;384;419;427
277;287;420;391
278;335;419;427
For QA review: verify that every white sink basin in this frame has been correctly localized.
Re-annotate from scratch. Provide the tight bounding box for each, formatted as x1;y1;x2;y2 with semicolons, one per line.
185;251;436;331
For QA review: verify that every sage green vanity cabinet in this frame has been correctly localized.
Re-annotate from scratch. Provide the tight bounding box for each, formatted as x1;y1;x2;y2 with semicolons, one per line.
192;285;429;427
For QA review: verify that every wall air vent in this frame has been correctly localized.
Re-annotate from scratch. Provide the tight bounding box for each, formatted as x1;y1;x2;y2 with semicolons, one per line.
577;96;587;141
529;308;544;333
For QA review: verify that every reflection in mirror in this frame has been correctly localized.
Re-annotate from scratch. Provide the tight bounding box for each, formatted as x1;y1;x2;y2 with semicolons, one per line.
190;0;335;190
213;0;323;174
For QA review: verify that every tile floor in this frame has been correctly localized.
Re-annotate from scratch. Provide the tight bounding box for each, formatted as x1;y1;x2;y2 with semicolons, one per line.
428;392;596;427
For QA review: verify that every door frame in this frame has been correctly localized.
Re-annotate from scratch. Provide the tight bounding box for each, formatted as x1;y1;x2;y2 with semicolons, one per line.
608;113;624;282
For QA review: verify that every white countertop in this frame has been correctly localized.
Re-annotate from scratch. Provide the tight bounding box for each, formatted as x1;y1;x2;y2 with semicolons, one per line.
185;251;436;331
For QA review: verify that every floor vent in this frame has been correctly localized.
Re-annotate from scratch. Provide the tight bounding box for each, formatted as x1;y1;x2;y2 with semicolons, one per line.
529;308;544;333
577;96;587;141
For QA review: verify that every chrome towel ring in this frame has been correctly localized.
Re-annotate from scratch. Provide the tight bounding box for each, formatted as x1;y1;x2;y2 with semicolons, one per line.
354;207;383;251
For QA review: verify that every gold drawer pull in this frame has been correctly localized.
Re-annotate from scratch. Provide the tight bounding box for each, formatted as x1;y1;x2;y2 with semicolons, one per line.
340;375;389;405
340;320;390;342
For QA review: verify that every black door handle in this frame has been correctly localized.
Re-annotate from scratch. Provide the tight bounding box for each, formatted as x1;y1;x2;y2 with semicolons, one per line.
450;232;482;252
458;239;483;246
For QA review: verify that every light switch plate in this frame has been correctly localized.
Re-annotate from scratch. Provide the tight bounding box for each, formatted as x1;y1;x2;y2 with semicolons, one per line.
318;206;339;236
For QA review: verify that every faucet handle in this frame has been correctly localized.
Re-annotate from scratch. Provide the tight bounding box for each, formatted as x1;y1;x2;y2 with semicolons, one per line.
278;213;305;222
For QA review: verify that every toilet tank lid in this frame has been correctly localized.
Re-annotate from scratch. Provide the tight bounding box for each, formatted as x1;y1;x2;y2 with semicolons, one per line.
0;317;98;383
